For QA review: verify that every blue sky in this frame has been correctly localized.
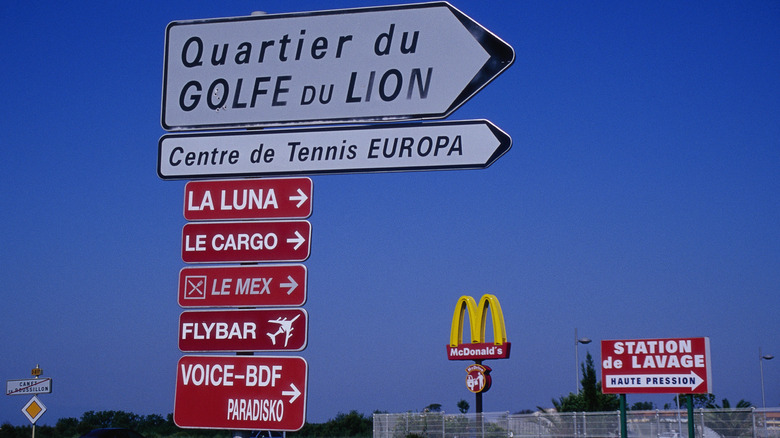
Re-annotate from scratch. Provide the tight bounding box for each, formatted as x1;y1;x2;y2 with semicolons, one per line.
2;0;778;427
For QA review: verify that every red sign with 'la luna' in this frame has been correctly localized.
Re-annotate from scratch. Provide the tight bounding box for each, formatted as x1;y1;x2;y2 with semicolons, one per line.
184;178;312;221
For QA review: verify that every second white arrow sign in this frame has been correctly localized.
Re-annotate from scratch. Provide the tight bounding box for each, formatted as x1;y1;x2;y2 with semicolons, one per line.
158;119;511;179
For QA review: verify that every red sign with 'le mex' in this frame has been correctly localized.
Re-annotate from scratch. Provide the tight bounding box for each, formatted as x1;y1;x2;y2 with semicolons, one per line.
184;178;312;221
178;265;307;308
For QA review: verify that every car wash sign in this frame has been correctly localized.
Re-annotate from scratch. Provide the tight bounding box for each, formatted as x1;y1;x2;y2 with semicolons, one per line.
161;2;514;130
601;337;712;394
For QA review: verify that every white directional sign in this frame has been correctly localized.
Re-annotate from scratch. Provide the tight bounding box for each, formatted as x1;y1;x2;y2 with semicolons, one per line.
603;372;706;392
6;378;52;396
158;119;510;179
161;2;514;130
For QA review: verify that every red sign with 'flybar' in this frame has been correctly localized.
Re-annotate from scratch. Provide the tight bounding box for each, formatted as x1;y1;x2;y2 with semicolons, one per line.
178;265;306;308
174;355;307;431
182;221;310;263
179;308;307;352
601;337;712;394
184;178;312;221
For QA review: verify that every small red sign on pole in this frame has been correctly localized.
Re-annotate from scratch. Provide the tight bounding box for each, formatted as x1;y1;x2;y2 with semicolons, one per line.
178;264;306;308
184;178;312;221
174;355;307;431
179;308;308;352
182;221;311;263
601;337;712;394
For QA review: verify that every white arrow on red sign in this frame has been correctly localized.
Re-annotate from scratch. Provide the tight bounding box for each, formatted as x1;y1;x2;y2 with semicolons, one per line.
161;2;514;130
184;178;312;220
603;371;705;391
174;355;307;431
182;220;311;263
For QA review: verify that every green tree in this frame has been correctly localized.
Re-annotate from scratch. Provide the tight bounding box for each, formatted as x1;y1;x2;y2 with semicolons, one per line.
630;401;654;410
457;399;469;414
669;393;716;409
703;398;754;438
295;410;372;437
552;352;620;412
424;403;442;412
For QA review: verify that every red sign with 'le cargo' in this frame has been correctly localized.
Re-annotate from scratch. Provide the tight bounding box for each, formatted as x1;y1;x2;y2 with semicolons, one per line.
601;337;712;394
182;221;311;263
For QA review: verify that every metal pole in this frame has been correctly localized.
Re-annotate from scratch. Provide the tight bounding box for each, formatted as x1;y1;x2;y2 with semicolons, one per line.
687;395;694;438
574;328;592;393
619;394;627;438
760;347;774;438
576;328;580;393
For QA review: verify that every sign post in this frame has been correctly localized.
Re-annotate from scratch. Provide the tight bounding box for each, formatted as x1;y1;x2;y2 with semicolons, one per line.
601;337;712;438
446;294;510;415
162;2;515;433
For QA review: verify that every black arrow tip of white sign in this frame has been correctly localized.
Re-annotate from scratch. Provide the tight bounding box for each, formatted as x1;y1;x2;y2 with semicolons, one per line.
442;2;516;116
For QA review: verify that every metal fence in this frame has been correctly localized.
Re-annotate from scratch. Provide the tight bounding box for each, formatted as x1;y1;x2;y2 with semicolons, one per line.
373;408;780;438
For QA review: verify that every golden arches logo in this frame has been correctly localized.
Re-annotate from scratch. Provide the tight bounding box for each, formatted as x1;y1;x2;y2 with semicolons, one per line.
447;294;510;360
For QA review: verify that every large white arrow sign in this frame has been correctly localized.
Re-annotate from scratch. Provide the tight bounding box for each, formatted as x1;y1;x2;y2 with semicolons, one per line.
162;2;514;130
158;119;511;179
604;371;705;391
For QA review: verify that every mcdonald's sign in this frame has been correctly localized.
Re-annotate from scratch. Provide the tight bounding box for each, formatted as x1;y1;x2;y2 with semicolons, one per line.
446;294;511;361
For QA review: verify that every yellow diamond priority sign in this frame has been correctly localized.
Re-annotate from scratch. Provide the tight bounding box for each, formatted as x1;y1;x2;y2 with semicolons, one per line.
22;395;46;424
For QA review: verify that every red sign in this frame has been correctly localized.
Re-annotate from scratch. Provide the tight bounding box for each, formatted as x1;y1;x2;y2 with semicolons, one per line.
447;343;511;361
465;364;492;393
184;178;312;221
601;337;712;394
182;221;310;263
178;265;306;308
174;355;307;431
179;309;307;352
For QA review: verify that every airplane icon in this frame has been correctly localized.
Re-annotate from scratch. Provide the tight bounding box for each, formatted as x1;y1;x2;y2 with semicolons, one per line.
267;314;301;347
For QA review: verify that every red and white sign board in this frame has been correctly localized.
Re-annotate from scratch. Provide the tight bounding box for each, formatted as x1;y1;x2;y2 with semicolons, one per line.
174;355;307;431
601;337;712;394
179;308;308;352
182;220;310;263
179;264;306;308
184;178;312;221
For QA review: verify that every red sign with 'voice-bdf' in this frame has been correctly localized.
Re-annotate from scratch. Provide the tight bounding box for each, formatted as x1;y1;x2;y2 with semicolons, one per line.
174;355;307;431
601;337;712;394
